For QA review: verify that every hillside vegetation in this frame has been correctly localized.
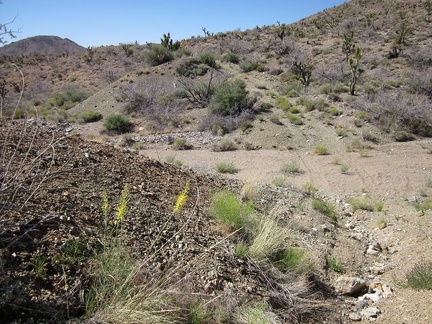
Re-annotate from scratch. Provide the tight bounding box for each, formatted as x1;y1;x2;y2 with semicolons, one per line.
1;0;432;323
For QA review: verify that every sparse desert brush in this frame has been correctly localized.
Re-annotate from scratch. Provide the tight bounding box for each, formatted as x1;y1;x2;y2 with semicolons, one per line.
314;145;329;155
303;182;318;196
326;256;343;273
281;160;301;175
348;197;383;212
248;212;287;261
211;138;236;152
275;96;292;111
287;113;303;125
76;110;103;123
215;161;238;174
234;301;280;324
240;182;258;202
172;137;192;150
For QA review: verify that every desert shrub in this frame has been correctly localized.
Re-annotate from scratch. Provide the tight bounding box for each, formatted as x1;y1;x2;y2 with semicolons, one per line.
215;161;238;174
347;197;382;212
248;213;286;261
199;52;217;68
240;61;265;72
199;110;255;135
275;96;292;111
176;58;208;77
208;79;254;116
145;45;174;66
103;114;132;133
211;138;236;152
287;113;303;125
234;302;279;324
314;145;329;155
271;247;314;273
208;190;254;231
312;198;336;222
281;160;301;175
76;110;103;123
172;137;192;150
414;198;432;211
406;262;432;290
222;52;239;64
326;256;343;273
48;89;88;109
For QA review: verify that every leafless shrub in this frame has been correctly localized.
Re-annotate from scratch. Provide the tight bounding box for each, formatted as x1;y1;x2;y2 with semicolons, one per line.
406;45;432;70
405;67;432;98
199;110;254;135
353;91;432;136
120;82;181;128
315;60;350;83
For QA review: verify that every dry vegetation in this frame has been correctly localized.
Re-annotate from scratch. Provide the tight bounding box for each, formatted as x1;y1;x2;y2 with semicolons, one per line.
2;0;432;323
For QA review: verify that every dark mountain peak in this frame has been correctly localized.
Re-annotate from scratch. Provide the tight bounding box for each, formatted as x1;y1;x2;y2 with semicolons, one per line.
0;35;85;56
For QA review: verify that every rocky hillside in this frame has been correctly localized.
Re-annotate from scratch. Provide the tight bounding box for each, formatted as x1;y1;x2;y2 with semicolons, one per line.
0;35;85;56
1;0;432;323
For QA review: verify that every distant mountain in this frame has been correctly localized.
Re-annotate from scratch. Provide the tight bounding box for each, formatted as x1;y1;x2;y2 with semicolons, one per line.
0;35;86;56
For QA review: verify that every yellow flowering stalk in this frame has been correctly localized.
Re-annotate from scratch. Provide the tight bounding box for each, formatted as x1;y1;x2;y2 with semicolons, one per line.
115;183;130;225
102;190;110;218
174;181;190;214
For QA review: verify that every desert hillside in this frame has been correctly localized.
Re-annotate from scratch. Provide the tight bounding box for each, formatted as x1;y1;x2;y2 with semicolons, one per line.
1;0;432;323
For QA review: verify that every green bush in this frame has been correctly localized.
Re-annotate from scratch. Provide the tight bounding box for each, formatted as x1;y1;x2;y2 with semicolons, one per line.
176;58;208;77
240;61;265;72
281;160;301;175
271;247;314;273
208;190;254;231
199;52;217;68
77;110;103;123
145;45;174;66
103;114;132;133
48;89;89;109
287;113;303;125
275;96;292;111
215;161;238;174
208;79;251;116
211;138;236;152
312;198;337;222
172;138;192;150
406;262;432;290
222;52;239;64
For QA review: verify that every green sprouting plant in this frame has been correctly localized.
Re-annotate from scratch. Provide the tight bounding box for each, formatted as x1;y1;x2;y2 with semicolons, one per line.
341;164;350;174
188;301;210;324
31;255;47;280
275;96;292;111
406;262;432;290
208;190;254;231
76;110;103;123
235;243;248;258
286;112;303;125
326;256;343;273
173;181;189;214
271;247;314;273
115;183;130;225
215;161;238;174
312;198;337;222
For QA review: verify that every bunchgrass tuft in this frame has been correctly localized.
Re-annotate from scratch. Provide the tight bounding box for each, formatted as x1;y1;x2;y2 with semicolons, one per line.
406;262;432;290
208;190;254;231
312;198;337;222
281;160;301;175
215;161;238;174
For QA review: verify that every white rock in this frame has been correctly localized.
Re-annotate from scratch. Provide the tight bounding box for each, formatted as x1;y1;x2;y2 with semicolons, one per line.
334;276;367;296
360;306;380;319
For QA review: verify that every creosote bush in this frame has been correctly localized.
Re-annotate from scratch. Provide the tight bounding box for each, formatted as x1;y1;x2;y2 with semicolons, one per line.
103;114;132;133
76;110;103;123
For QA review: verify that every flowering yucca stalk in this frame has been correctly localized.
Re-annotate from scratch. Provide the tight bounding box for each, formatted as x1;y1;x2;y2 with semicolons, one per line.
115;183;130;225
173;181;189;214
102;190;110;218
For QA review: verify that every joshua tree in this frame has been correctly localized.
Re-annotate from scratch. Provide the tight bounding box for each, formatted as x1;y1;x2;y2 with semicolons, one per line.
348;46;362;95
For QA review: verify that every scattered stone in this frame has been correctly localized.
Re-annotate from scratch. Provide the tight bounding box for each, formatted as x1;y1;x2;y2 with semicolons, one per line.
369;264;385;275
356;299;369;311
349;312;362;321
334;276;367;296
360;306;380;319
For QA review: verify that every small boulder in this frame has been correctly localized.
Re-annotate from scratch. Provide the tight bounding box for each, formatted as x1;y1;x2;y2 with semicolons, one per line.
334;276;368;296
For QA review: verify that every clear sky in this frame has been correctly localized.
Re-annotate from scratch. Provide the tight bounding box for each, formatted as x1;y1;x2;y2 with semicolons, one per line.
1;0;347;47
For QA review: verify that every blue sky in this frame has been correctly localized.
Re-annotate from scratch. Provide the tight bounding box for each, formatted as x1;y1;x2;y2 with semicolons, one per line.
1;0;347;47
